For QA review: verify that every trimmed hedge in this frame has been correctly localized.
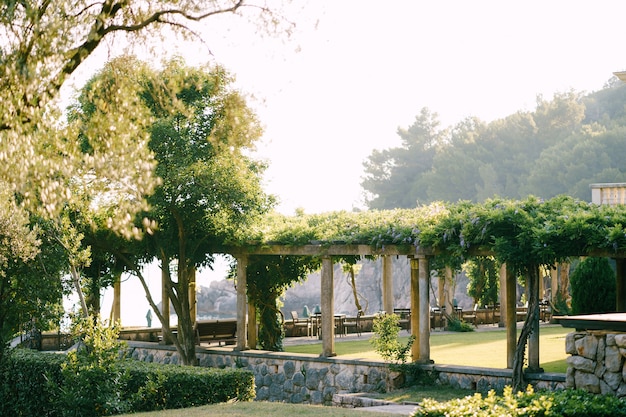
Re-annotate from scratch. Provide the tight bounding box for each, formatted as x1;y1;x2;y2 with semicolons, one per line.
413;386;626;417
0;349;255;416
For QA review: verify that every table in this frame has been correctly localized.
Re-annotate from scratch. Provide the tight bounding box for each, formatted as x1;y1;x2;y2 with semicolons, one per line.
312;313;346;338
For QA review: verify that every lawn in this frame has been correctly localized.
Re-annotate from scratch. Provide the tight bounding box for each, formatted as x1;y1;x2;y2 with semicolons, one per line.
285;325;570;373
119;402;402;417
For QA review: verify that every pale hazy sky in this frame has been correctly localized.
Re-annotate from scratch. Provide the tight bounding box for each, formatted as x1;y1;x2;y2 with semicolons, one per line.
180;0;626;215
71;1;626;323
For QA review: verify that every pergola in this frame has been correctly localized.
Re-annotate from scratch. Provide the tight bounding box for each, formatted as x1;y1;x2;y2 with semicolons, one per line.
225;243;626;371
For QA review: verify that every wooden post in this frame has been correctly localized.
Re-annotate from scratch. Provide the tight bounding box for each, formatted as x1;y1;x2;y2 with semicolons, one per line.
410;257;419;362
235;255;248;351
382;255;394;314
499;263;506;328
248;302;257;349
550;266;558;307
161;264;171;344
321;256;336;357
418;257;432;363
112;272;121;324
505;264;516;368
445;267;454;317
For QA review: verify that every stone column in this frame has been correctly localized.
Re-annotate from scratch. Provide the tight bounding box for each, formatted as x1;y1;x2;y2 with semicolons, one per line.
616;259;626;312
505;264;517;368
410;257;419;362
418;257;432;363
321;256;336;357
382;255;394;314
235;255;248;351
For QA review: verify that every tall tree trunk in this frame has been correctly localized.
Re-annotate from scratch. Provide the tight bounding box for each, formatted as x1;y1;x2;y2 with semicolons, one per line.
348;266;363;313
70;265;89;318
512;265;540;391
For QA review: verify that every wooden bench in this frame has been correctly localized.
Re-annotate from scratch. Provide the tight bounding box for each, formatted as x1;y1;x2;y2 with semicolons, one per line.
195;319;237;346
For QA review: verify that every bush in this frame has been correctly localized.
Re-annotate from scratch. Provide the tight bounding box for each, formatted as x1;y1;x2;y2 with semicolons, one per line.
570;257;616;315
0;349;255;417
123;360;255;411
0;349;64;417
413;385;626;417
370;313;415;364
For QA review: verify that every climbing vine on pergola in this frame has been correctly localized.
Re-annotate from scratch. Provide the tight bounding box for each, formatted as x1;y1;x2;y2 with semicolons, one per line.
224;195;626;390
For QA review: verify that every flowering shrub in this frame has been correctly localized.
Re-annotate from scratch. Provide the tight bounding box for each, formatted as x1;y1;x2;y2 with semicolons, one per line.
413;385;626;417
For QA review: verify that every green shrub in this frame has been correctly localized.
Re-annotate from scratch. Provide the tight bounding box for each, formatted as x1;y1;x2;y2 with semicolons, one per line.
0;349;255;417
413;385;626;417
0;349;64;416
570;257;616;315
53;316;129;416
371;313;415;364
446;317;475;332
122;360;255;410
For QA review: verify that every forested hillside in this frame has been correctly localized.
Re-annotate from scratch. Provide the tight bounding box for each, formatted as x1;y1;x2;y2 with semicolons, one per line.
361;78;626;209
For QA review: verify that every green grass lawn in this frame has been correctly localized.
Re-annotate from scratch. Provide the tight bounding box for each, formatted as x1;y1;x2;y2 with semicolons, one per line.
285;325;570;373
119;402;401;417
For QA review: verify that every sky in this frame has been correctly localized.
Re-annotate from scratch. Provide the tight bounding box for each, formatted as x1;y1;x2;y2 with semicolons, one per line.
71;1;626;324
174;0;626;215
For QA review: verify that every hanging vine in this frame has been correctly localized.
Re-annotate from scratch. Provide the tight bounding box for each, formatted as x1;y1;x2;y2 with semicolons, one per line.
244;255;319;351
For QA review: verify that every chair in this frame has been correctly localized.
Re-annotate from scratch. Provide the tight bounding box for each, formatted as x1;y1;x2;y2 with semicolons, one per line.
462;304;478;327
290;311;312;337
342;310;363;336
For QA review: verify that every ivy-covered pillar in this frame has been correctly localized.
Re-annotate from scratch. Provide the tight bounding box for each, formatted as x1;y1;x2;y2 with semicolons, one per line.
235;255;249;351
321;256;336;357
616;258;626;312
410;257;419;361
505;264;516;368
418;256;432;363
382;255;394;314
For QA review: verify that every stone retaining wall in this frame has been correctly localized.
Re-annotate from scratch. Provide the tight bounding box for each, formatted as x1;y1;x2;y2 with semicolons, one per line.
126;342;565;405
565;330;626;396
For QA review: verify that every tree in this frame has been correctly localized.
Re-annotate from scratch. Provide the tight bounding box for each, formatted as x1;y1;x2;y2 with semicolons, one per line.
0;193;67;354
245;256;318;351
0;1;287;235
361;108;443;209
73;56;273;365
570;257;616;315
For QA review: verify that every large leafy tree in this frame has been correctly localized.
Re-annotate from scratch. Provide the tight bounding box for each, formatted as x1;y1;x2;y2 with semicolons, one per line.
361;108;444;209
0;0;289;347
73;57;273;365
0;0;284;236
0;192;68;354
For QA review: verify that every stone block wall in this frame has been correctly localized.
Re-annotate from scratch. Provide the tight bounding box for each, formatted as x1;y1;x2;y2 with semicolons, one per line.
127;342;396;405
126;342;565;405
565;330;626;396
